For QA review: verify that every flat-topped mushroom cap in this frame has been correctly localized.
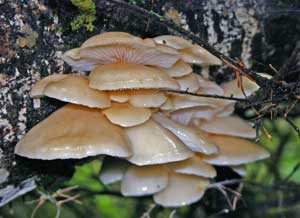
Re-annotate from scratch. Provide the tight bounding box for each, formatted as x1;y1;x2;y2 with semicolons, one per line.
170;106;216;125
160;60;192;78
153;35;193;49
89;63;179;91
197;76;224;96
103;103;151;127
31;75;111;108
108;91;130;103
180;45;222;66
153;173;209;207
125;119;193;166
198;116;256;138
222;77;259;98
121;165;168;196
176;73;200;92
231;165;247;176
166;156;216;178
14;104;132;160
152;113;218;154
81;32;145;48
201;135;270;166
129;90;167;108
99;158;130;185
30;74;68;97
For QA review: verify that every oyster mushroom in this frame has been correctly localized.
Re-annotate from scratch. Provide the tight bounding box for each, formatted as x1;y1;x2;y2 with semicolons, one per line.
31;74;111;108
15;104;131;159
160;60;192;78
89;63;179;91
175;73;200;92
129;90;167;108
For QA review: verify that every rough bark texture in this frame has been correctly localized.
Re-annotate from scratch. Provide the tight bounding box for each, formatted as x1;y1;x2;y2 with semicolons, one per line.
0;0;299;206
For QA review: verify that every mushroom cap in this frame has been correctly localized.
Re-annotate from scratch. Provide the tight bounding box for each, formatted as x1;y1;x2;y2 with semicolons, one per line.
103;103;151;127
89;63;179;91
129;90;167;108
201;135;270;166
222;77;259;98
14;104;131;159
160;60;192;78
231;165;247;176
152;113;218;154
99;157;130;185
108;91;130;103
121;165;168;196
153;35;193;49
166;156;216;178
160;98;174;110
176;73;200;92
125;119;193;166
180;45;222;66
153;173;209;207
198;116;256;138
197;76;224;96
31;74;111;108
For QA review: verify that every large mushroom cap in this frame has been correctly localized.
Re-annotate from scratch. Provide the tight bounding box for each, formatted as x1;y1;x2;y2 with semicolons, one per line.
198;116;256;138
201;135;270;166
153;173;209;207
31;74;111;108
125;119;193;166
152;113;218;154
121;165;168;196
166;156;216;178
103;103;151;127
89;63;179;91
15;104;131;159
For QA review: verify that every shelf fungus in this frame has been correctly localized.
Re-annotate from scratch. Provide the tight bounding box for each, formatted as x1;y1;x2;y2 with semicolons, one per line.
15;32;270;208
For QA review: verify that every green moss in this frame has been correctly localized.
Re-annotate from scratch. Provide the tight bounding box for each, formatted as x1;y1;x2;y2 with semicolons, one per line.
70;0;96;32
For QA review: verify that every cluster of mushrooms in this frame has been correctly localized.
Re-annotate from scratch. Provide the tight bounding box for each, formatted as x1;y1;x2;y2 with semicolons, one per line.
15;32;270;207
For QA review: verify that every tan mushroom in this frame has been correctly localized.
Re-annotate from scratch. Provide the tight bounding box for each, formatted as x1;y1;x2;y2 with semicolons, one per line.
222;77;259;98
200;135;270;166
108;91;130;103
102;103;151;127
153;173;209;207
121;165;168;196
153;35;193;49
197;116;256;138
15;104;131;159
125;119;193;166
175;73;200;92
160;60;192;78
129;90;167;108
31;74;111;108
89;63;179;91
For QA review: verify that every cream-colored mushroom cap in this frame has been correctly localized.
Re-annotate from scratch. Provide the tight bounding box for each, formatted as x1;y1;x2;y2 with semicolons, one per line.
89;63;179;91
153;35;193;49
231;165;247;176
99;158;129;185
14;104;131;159
31;75;111;108
197;76;224;95
103;103;151;127
222;77;259;98
129;90;167;108
176;73;200;92
180;44;222;66
160;98;173;111
153;173;209;207
161;60;192;78
166;156;216;178
108;91;130;103
152;113;218;154
121;165;168;196
125;119;193;166
198;116;256;138
201;135;270;166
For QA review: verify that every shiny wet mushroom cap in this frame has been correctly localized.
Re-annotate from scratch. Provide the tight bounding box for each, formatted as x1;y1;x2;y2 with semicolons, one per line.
15;104;131;159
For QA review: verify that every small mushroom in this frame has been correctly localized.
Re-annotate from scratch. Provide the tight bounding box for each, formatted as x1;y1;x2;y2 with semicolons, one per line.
121;165;168;196
103;103;151;127
166;156;216;178
31;74;111;108
108;91;130;103
153;173;209;207
160;60;192;78
231;165;247;176
222;77;259;98
201;135;270;166
175;73;200;92
129;90;167;108
99;157;130;185
15;104;131;159
197;116;256;138
125;119;193;166
197;76;225;96
89;63;179;91
152;113;218;154
153;35;193;49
